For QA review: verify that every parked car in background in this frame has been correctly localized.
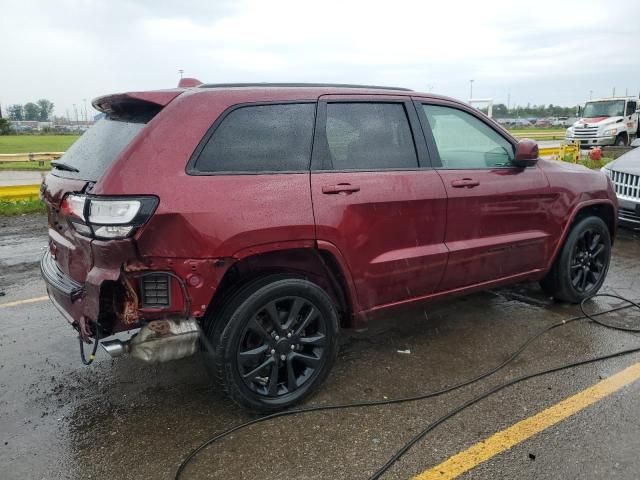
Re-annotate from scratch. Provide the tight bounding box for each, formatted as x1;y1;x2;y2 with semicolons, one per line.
552;117;569;127
602;139;640;228
513;118;532;127
41;82;617;412
535;118;551;127
564;117;578;127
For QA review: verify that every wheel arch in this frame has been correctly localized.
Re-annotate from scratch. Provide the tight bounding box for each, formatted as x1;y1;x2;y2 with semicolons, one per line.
546;200;616;271
204;244;361;330
616;131;631;145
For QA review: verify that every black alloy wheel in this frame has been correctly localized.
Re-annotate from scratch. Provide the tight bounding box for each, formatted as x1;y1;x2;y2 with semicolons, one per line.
204;275;339;412
569;228;607;294
236;296;327;397
540;216;611;303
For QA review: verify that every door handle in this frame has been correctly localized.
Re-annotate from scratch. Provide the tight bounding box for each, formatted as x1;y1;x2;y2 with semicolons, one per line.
451;178;480;188
322;183;361;194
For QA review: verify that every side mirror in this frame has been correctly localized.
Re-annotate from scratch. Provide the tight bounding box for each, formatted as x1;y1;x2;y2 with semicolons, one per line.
513;139;539;167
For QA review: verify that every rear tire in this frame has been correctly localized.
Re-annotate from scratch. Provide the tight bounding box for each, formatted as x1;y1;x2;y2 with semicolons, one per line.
540;216;611;303
615;134;627;146
202;275;339;413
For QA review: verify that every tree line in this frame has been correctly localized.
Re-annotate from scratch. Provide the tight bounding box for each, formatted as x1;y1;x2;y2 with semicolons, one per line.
6;99;55;122
481;103;578;118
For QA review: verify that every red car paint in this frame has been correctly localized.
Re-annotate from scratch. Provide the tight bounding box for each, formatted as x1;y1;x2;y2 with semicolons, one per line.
40;85;618;341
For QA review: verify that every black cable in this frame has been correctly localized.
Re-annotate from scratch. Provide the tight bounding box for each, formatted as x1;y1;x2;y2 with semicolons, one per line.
79;320;100;365
368;345;640;479
175;294;639;479
580;294;640;332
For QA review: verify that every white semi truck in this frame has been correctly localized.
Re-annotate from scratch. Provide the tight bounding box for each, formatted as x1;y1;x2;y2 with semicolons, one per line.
565;97;639;148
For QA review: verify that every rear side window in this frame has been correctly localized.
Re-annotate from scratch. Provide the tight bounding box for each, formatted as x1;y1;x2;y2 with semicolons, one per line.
194;103;315;173
320;103;418;170
55;118;145;181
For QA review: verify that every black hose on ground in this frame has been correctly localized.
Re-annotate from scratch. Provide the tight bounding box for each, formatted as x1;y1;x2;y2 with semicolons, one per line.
79;320;100;366
175;294;640;479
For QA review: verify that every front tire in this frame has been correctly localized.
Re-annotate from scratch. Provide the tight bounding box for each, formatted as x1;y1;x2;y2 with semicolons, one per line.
615;134;627;146
203;275;339;413
540;216;611;303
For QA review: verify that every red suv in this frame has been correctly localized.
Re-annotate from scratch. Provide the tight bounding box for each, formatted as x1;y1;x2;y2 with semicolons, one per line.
41;82;617;412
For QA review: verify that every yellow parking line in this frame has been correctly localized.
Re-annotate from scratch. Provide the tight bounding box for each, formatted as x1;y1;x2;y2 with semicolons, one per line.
0;296;49;308
413;362;640;480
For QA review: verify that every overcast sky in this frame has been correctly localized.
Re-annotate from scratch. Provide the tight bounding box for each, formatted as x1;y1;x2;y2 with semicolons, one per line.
1;0;639;119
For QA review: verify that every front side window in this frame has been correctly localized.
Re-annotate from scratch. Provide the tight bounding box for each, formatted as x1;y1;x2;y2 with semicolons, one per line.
422;105;514;169
195;103;315;173
626;101;637;116
321;103;418;170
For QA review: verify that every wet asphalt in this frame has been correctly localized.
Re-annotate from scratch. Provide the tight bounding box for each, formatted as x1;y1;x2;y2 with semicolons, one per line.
1;214;639;480
0;171;47;187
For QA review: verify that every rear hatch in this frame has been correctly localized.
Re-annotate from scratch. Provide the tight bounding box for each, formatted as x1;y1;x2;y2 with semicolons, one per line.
41;91;180;283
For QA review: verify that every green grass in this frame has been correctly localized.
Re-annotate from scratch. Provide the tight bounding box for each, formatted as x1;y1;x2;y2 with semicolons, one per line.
0;135;79;154
507;128;566;141
0;161;52;171
0;199;47;216
507;126;566;130
579;156;614;170
508;128;565;134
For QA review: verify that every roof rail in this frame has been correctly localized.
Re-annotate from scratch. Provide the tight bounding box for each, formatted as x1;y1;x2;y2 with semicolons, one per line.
198;82;413;91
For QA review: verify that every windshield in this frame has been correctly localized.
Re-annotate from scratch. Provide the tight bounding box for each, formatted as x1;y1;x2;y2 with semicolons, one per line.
52;118;146;181
582;100;625;118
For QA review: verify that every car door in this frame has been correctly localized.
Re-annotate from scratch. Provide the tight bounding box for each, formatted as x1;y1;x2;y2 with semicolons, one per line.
310;95;448;312
414;99;555;291
625;100;638;134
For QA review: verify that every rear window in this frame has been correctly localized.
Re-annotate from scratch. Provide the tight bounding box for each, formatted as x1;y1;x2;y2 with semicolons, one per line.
53;118;145;181
193;103;315;173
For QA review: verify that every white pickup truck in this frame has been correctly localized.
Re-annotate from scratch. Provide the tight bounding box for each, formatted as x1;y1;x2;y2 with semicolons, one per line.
566;97;639;148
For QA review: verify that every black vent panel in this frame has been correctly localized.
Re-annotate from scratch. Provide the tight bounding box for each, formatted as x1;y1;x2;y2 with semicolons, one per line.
140;274;170;307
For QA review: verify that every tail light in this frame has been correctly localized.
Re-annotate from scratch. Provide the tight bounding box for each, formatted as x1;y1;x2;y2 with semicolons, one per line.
60;194;158;240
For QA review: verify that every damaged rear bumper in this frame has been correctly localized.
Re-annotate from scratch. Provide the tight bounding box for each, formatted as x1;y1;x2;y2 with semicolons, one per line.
40;250;84;299
41;251;201;363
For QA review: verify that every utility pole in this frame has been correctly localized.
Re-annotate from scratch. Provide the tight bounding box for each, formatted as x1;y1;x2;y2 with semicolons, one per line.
178;69;184;79
73;104;79;130
589;90;593;100
612;87;616;97
469;79;474;101
507;92;511;111
83;98;88;125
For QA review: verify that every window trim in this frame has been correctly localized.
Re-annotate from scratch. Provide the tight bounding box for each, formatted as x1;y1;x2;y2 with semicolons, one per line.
413;99;519;170
186;100;318;176
310;98;432;173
